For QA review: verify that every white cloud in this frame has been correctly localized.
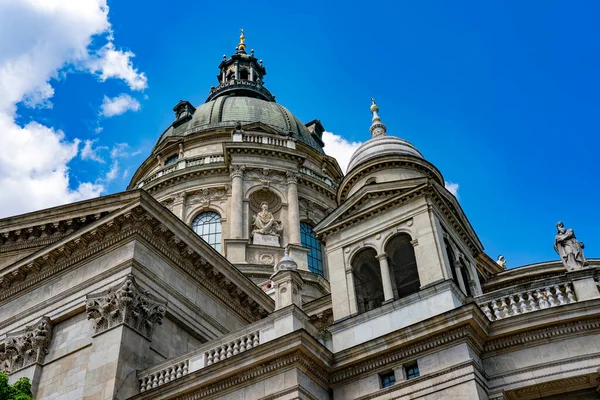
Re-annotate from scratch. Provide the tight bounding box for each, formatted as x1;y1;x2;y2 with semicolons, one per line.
0;0;146;217
445;181;460;199
85;42;147;91
81;139;107;163
105;160;119;182
100;93;140;117
322;131;362;173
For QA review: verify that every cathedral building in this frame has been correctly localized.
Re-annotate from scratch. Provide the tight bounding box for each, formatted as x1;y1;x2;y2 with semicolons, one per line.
1;32;599;400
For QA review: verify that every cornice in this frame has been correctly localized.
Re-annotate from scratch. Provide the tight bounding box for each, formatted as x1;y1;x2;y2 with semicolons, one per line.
338;156;444;204
0;197;273;323
355;361;479;400
484;316;600;354
223;142;307;164
330;324;484;385
0;213;109;254
140;164;229;194
316;184;427;240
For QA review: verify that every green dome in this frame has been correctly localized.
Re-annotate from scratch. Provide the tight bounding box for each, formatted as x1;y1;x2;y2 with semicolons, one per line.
154;96;324;153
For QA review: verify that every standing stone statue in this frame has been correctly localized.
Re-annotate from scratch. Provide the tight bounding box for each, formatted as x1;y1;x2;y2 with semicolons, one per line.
252;203;282;237
554;221;587;270
496;255;507;270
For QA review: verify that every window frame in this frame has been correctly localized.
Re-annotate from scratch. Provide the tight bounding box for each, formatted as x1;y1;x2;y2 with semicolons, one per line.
379;371;396;388
191;211;222;252
300;222;324;276
406;363;420;380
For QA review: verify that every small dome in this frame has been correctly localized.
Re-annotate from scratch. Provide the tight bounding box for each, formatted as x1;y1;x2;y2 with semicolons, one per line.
347;99;423;172
347;133;423;172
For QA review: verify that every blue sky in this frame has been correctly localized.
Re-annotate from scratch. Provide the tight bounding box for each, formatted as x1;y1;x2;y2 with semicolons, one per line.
2;0;599;268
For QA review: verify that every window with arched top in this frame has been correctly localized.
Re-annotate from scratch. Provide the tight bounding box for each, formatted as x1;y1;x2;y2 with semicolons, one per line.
352;248;384;314
300;222;324;276
386;234;421;299
444;238;461;289
459;258;473;297
192;211;222;252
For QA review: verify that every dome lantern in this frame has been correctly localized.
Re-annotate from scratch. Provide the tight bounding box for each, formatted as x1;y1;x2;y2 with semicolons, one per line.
206;30;275;103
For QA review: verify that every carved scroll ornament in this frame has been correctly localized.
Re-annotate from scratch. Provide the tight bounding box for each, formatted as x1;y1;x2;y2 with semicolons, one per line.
85;275;166;339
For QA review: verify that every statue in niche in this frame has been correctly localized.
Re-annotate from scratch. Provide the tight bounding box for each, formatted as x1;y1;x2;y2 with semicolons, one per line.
554;221;587;270
252;202;282;237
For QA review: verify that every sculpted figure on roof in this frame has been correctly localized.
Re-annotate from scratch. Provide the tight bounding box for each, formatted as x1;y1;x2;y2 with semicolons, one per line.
554;221;587;270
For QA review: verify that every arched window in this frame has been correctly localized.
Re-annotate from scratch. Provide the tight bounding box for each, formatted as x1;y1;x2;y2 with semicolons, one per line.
192;212;222;252
386;234;421;299
300;222;324;276
444;238;461;288
352;248;384;314
459;258;473;297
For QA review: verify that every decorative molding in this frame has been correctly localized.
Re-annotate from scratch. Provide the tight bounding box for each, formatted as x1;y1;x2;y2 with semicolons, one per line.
0;213;107;253
309;308;334;341
484;317;600;353
299;198;329;225
330;325;483;385
0;205;272;323
355;361;477;400
245;168;286;188
170;350;329;400
0;317;52;374
514;375;590;398
86;274;166;338
488;353;600;388
186;187;228;210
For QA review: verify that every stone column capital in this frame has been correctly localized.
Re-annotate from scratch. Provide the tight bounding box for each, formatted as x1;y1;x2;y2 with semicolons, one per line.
1;317;52;374
86;274;166;339
286;170;299;184
230;164;245;179
376;253;388;261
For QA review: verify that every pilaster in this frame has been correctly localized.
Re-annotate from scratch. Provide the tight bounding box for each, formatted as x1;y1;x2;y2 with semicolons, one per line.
83;275;166;400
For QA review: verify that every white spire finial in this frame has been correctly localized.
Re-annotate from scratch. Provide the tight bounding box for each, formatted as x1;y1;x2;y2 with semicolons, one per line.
369;98;387;137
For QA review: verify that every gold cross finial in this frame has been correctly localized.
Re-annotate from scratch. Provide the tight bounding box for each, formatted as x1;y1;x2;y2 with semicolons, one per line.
237;29;247;53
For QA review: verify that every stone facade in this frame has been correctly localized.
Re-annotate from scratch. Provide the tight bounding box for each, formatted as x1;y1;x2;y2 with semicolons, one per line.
1;34;599;400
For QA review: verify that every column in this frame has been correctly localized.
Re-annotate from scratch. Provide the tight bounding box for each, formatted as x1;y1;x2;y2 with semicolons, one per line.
286;171;301;245
376;253;394;302
230;165;244;238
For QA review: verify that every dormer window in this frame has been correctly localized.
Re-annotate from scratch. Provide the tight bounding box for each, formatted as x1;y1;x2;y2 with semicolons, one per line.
165;155;178;166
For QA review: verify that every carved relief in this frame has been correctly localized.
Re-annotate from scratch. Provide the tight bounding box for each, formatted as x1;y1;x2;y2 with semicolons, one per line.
299;199;327;224
86;275;166;339
309;309;334;341
187;187;228;210
0;317;52;373
246;168;285;188
259;254;275;265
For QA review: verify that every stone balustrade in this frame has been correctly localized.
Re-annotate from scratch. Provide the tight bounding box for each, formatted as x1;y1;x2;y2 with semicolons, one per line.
205;331;260;366
479;282;576;321
137;155;225;188
139;360;189;392
232;130;296;149
137;329;263;392
136;306;315;393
